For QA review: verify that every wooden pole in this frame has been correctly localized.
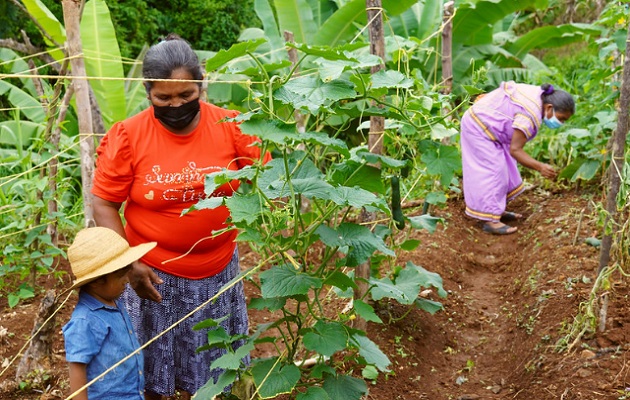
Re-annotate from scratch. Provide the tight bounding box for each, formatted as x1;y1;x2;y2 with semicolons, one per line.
598;26;630;273
354;0;386;331
61;0;95;227
441;1;454;96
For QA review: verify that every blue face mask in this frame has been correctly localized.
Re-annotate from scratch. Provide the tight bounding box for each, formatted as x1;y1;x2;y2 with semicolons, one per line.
543;108;563;129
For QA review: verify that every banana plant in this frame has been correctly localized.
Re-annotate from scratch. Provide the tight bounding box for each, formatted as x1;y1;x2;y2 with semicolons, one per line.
18;0;128;128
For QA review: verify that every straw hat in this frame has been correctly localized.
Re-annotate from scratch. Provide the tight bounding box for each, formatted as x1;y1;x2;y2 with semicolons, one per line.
68;227;157;290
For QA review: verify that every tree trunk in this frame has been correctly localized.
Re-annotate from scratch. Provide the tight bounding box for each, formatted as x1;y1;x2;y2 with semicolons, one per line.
354;0;386;331
62;0;96;227
441;1;454;96
15;290;57;381
598;26;630;273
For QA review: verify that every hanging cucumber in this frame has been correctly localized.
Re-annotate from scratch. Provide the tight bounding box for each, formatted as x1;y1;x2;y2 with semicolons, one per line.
391;175;405;229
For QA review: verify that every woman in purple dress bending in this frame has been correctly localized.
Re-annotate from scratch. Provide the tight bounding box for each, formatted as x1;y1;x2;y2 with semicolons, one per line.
460;81;575;235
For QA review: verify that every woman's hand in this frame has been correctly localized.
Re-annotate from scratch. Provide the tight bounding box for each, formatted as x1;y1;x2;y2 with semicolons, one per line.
128;260;164;302
538;163;558;180
510;130;557;180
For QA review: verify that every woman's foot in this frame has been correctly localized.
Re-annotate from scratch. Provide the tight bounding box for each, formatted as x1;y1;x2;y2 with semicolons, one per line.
482;221;517;235
501;211;523;222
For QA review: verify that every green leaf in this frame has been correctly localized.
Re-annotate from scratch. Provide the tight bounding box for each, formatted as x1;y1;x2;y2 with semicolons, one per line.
205;39;267;72
312;0;365;47
323;271;357;291
353;299;382;323
353;147;408;169
125;45;149;117
303;321;348;356
192;196;224;211
559;159;601;182
0;81;45;123
297;386;331;400
452;0;537;46
430;124;458;140
290;42;366;61
193;316;227;330
210;341;255;370
0;121;44;148
415;298;444;315
330;161;384;194
194;370;238;400
239;119;299;145
322;373;368;400
274;0;318;44
333;187;388;211
420;142;461;187
400;239;421;251
351;333;391;372
362;365;379;380
254;0;287;63
405;261;447;298
8;294;19;308
584;237;601;248
21;0;66;58
260;264;323;298
316;223;395;266
388;0;442;41
203;327;232;347
249;297;287;311
370;276;416;305
370;70;414;89
258;153;339;200
462;85;486;96
508;23;603;59
225;193;266;225
381;0;421;16
81;0;126;126
425;192;447;205
252;358;301;398
274;76;357;113
301;131;349;157
407;214;443;233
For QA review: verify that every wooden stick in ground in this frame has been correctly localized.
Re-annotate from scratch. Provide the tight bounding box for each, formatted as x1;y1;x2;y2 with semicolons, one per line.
62;0;96;227
15;290;57;381
598;26;630;273
354;0;386;332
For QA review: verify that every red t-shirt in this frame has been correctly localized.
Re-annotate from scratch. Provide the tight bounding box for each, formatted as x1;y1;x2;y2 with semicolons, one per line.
92;101;271;279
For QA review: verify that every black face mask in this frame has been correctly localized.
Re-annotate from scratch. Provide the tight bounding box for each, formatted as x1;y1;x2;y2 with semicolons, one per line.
152;98;200;130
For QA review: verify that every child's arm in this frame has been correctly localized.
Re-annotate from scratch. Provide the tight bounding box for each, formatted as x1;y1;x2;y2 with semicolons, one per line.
68;362;89;400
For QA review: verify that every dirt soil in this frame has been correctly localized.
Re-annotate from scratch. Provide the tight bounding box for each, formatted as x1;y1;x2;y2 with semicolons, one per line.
1;186;629;400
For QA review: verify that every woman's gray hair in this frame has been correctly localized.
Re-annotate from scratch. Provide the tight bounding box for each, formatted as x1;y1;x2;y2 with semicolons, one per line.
143;33;203;92
541;83;575;114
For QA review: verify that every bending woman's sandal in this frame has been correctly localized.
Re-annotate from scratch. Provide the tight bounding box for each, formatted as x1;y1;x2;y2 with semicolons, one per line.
482;223;517;235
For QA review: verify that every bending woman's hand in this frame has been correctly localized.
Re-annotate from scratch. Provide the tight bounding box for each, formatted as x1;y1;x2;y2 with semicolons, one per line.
128;260;164;302
510;130;557;180
538;163;558;180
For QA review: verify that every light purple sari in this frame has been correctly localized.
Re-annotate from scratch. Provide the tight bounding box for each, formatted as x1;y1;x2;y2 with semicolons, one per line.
460;82;543;222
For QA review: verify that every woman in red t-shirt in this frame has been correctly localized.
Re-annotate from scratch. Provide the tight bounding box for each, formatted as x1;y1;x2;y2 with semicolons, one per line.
92;33;270;400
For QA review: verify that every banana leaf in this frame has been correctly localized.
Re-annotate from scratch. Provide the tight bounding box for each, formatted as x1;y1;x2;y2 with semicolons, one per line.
273;0;318;44
80;0;126;127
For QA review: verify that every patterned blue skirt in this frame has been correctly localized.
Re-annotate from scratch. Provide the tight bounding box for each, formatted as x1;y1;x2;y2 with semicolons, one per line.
123;249;249;396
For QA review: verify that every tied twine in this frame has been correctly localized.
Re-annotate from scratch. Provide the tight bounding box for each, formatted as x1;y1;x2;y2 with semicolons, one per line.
543;84;555;95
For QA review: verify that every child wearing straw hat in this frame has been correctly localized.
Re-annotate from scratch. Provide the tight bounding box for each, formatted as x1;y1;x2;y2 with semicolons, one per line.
62;227;156;400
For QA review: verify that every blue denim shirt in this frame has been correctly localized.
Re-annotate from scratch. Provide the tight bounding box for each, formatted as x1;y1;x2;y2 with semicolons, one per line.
63;291;144;399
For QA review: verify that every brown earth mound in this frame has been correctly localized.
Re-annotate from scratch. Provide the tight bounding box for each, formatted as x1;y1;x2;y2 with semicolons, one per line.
0;186;628;400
